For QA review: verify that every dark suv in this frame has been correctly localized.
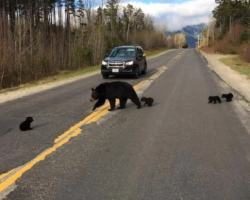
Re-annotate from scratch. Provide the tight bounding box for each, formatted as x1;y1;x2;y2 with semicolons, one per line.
101;45;147;79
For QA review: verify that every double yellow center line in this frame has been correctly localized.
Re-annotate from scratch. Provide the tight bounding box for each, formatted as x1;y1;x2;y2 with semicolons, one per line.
0;66;167;194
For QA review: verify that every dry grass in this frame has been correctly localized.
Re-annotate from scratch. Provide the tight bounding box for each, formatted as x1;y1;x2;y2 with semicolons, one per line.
220;56;250;79
199;46;220;54
0;65;100;94
145;48;171;57
0;48;169;93
200;23;247;55
239;42;250;63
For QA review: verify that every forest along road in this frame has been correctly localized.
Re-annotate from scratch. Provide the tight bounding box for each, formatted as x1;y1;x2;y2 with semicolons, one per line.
1;49;250;199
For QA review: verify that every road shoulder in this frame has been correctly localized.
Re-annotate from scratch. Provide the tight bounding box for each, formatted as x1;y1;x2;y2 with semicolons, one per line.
0;50;171;105
200;50;250;103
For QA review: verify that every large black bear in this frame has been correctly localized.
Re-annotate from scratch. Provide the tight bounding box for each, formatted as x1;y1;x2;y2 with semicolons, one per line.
90;81;141;111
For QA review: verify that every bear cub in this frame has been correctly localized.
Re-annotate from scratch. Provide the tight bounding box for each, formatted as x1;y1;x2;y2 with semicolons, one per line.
90;81;141;111
221;93;233;102
141;97;154;107
19;116;33;131
208;96;221;104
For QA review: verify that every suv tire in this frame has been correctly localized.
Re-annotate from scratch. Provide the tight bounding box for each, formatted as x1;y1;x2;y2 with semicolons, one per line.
141;62;147;75
134;67;139;79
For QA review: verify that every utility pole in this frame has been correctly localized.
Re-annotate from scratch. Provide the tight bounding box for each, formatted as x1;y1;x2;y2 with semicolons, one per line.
207;18;211;47
197;34;200;47
207;27;209;47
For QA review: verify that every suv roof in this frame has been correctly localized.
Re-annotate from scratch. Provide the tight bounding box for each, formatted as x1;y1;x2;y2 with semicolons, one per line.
115;45;142;48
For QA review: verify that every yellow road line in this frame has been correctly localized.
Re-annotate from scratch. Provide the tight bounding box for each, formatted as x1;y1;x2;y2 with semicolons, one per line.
0;128;82;193
0;169;15;181
54;106;109;143
55;68;164;144
149;67;166;80
0;66;167;194
86;100;120;125
173;52;183;59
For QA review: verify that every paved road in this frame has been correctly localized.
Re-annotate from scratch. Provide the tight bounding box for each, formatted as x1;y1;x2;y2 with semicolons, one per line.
1;49;250;199
0;50;181;175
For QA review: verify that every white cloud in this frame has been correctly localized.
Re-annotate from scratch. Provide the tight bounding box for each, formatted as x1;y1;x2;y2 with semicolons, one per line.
120;0;217;31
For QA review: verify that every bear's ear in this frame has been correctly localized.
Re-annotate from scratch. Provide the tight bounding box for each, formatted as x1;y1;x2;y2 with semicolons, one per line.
91;88;95;91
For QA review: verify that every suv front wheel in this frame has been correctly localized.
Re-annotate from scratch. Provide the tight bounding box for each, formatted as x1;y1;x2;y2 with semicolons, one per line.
134;67;139;79
141;62;147;75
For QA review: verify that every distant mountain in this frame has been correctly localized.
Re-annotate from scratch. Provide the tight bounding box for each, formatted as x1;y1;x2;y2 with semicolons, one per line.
166;23;207;48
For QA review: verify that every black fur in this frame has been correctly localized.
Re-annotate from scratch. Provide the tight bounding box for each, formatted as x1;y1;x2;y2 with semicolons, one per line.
221;93;233;102
208;96;221;104
141;97;154;107
90;81;141;111
19;117;33;131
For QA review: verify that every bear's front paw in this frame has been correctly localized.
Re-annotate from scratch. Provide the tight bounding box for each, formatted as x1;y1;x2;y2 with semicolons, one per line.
108;108;115;111
117;106;125;109
92;107;96;111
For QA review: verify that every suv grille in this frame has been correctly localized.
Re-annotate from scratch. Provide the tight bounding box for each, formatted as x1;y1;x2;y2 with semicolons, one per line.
108;62;124;67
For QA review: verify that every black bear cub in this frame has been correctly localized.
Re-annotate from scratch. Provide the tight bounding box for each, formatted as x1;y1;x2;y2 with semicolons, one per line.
208;96;221;104
19;116;33;131
141;97;154;107
221;93;233;102
90;81;141;111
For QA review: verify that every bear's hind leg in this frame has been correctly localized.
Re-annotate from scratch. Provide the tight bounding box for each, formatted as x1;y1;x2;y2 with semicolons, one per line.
108;99;116;111
118;98;127;109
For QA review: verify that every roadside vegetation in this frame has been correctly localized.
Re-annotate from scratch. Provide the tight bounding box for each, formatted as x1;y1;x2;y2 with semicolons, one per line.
220;56;250;80
0;1;185;90
0;48;169;94
199;0;250;77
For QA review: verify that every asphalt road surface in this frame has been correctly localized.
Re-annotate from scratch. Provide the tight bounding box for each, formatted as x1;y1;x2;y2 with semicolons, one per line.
1;49;250;200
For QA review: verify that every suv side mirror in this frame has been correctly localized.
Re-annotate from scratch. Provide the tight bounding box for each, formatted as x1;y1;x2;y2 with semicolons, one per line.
138;54;142;59
104;53;109;58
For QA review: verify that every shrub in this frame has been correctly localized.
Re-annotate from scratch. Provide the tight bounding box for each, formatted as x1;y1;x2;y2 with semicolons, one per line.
239;42;250;63
213;22;245;54
240;30;250;44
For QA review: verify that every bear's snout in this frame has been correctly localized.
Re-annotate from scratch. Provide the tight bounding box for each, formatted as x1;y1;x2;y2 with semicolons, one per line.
90;97;96;102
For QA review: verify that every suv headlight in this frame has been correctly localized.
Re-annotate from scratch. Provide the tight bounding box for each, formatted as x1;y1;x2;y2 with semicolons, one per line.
102;61;108;65
125;61;133;65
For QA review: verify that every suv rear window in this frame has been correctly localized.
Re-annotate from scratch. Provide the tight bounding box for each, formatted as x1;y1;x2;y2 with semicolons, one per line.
110;48;136;57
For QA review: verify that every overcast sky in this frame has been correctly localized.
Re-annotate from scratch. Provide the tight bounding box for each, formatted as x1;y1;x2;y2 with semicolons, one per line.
120;0;217;31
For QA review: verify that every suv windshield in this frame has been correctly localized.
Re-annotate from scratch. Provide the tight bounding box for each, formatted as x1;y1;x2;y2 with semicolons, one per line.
109;47;136;58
